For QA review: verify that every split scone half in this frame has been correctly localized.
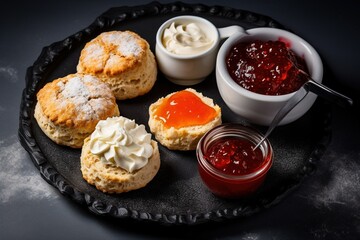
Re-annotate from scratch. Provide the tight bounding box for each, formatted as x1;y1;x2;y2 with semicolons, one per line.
148;88;222;151
80;116;160;194
77;30;157;100
34;73;119;148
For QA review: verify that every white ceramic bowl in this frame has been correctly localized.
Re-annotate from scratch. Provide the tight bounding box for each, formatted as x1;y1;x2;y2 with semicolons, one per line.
156;15;244;86
216;28;323;126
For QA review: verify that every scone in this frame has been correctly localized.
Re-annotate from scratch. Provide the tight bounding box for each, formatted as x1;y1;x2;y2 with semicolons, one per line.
148;88;222;150
34;73;120;148
80;116;160;194
76;30;157;100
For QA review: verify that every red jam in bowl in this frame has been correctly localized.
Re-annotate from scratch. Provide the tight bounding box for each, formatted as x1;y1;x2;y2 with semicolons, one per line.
196;124;273;198
226;40;309;95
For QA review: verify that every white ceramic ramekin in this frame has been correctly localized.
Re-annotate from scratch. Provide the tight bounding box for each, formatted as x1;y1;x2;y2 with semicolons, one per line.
216;28;323;126
156;15;243;86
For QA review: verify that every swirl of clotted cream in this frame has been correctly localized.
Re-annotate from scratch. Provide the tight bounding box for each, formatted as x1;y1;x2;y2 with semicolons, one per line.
162;22;213;55
89;116;153;173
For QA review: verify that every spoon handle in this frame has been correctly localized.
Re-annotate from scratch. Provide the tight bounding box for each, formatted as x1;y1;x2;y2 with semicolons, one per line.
304;78;353;107
254;65;353;150
253;86;309;150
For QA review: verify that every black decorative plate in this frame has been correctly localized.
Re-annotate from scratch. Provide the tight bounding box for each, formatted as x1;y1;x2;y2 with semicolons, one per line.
18;1;331;225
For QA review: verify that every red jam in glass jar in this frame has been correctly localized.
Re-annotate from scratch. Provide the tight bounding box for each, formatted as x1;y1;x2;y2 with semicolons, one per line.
226;40;309;95
196;123;273;198
205;137;264;176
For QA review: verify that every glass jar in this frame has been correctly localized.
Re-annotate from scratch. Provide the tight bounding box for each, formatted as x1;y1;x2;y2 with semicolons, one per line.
196;123;273;198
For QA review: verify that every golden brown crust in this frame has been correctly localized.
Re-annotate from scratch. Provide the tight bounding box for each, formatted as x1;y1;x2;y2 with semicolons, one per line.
148;88;222;151
77;31;147;75
80;138;160;194
34;73;120;148
76;31;157;100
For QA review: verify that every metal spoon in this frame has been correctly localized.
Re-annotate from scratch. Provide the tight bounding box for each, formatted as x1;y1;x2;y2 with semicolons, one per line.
253;72;353;150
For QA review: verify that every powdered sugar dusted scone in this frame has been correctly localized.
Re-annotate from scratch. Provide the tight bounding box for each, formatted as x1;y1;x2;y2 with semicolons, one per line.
76;31;157;100
34;73;119;148
80;116;160;194
148;88;222;150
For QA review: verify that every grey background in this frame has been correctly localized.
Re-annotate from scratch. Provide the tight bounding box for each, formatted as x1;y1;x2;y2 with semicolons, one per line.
1;0;359;239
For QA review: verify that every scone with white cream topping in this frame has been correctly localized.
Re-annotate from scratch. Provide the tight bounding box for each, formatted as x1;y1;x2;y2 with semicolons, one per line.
80;116;160;194
76;30;157;100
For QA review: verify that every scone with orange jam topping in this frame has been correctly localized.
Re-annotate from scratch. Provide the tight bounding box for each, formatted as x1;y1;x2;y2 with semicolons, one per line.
34;73;119;148
76;30;157;100
148;88;222;150
80;116;160;194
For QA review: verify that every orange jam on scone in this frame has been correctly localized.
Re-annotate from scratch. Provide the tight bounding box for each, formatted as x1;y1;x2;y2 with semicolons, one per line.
154;90;217;128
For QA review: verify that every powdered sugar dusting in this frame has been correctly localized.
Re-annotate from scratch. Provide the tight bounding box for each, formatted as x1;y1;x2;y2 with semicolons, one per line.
56;75;113;120
102;31;142;56
241;233;261;240
299;150;360;212
0;66;18;83
106;54;122;69
0;135;58;204
82;43;105;70
62;76;90;99
89;98;110;116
